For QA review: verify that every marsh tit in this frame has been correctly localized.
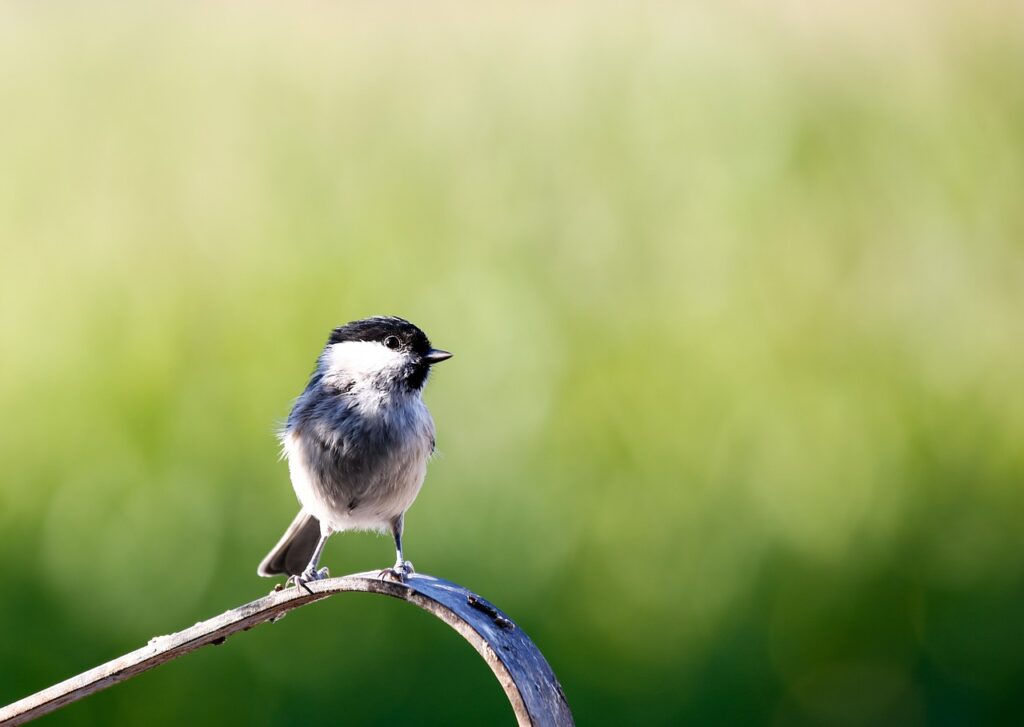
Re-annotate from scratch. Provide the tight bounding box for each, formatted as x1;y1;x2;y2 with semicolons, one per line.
257;316;451;586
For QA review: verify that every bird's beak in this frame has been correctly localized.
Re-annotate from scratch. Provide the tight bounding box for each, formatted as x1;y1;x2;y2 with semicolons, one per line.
423;349;453;365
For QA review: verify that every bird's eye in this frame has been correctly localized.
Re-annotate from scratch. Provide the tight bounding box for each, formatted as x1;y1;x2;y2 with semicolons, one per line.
384;335;401;350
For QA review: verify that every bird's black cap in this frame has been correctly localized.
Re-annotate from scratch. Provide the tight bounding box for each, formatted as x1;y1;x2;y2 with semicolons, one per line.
328;316;434;358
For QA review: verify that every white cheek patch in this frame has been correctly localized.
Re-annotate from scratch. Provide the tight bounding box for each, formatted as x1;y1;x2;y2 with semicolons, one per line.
325;340;406;379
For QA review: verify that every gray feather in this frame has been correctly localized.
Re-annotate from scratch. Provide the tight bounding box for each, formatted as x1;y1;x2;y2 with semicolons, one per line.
257;511;322;577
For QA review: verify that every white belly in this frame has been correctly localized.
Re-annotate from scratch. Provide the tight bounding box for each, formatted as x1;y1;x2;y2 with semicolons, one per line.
282;416;432;533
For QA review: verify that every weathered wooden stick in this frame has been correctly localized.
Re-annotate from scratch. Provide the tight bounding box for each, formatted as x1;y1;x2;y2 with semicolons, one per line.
0;572;573;726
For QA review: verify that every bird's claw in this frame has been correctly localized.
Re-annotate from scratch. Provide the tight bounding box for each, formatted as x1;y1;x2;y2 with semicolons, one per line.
287;566;330;594
379;561;415;582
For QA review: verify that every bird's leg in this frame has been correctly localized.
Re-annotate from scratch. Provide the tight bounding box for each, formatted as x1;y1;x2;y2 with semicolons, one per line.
287;530;331;593
380;514;414;582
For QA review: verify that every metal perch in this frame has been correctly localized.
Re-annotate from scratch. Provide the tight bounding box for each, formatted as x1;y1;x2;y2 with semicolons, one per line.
0;572;574;726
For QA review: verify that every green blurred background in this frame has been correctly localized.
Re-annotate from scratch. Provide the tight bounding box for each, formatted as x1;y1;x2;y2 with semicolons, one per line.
1;2;1023;724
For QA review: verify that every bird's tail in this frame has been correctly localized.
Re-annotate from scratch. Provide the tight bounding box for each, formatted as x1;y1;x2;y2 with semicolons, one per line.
257;510;322;577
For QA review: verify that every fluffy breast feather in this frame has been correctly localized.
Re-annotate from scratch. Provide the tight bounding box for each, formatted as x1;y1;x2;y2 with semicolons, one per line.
282;386;435;533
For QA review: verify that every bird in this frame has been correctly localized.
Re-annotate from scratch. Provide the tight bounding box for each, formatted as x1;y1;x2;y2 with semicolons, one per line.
257;316;451;587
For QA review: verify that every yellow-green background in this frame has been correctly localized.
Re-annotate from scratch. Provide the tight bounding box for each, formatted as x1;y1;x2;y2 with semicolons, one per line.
2;2;1023;724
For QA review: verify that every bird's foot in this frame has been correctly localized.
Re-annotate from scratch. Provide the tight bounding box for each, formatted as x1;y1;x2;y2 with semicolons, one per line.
379;561;414;582
287;566;330;594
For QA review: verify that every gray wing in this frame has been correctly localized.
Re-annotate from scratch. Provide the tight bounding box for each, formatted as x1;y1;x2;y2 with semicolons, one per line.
257;510;322;577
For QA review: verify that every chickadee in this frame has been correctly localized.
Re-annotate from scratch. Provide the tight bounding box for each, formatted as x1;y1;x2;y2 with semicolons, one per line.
258;316;451;586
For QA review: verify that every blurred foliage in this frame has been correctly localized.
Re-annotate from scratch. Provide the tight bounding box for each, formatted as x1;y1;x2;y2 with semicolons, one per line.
1;1;1023;724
